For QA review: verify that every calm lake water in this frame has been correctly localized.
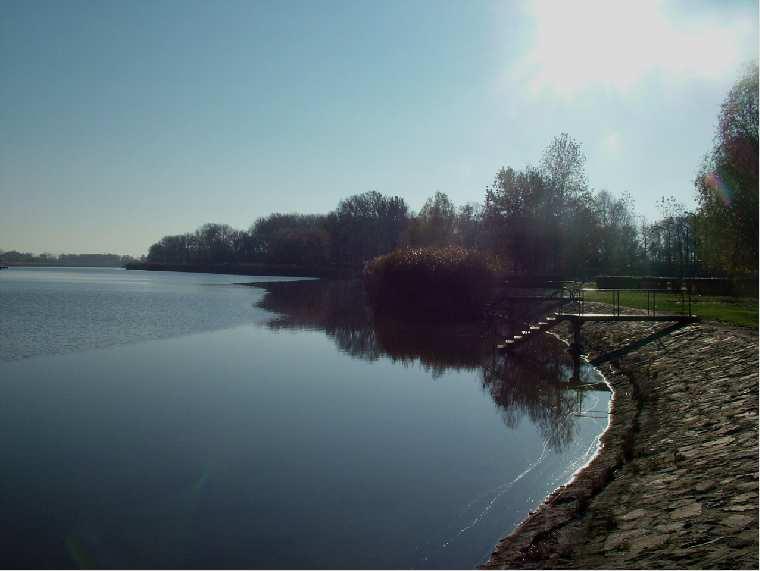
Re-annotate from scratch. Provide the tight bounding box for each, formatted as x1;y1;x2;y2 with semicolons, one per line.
0;267;609;569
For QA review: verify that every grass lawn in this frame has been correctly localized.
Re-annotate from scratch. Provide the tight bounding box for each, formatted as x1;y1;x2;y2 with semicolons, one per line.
582;289;758;328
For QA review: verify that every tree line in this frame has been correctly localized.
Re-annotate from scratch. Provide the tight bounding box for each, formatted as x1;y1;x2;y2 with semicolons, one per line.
0;251;136;267
144;152;654;277
146;67;757;279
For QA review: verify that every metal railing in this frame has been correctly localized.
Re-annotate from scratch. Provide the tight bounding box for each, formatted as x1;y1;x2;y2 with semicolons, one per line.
497;279;696;319
575;286;694;317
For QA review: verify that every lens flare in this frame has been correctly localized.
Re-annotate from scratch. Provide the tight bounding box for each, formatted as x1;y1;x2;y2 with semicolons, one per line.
704;172;733;207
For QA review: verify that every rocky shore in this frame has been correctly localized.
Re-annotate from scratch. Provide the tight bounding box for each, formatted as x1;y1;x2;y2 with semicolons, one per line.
484;305;758;569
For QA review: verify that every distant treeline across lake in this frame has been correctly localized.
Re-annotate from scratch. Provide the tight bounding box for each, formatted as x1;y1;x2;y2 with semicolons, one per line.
0;252;136;267
124;260;353;278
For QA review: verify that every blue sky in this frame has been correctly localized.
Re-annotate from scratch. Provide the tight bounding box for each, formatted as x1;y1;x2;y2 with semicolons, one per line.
1;0;757;256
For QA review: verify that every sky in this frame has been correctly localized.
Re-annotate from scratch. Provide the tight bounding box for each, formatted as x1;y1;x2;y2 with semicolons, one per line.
1;0;757;256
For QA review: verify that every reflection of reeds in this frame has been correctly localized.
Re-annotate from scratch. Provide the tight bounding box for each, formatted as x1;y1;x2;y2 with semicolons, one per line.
252;279;595;452
253;279;493;370
372;317;493;377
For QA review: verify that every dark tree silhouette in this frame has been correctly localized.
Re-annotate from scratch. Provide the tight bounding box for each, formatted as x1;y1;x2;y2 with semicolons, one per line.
325;191;409;266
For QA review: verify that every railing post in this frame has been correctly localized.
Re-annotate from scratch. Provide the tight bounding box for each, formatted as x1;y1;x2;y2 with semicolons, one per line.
688;282;692;316
569;318;583;359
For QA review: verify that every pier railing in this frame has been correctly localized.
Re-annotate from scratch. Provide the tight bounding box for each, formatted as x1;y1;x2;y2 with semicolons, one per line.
493;280;699;354
556;285;695;318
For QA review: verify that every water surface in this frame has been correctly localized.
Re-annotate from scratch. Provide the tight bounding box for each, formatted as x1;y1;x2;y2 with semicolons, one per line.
0;268;609;568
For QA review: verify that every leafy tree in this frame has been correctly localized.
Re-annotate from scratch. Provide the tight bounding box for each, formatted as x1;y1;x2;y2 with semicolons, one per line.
694;66;758;273
482;134;651;277
147;233;196;264
250;214;329;265
326;191;409;266
483;134;590;274
195;223;237;263
409;191;457;248
541;132;587;203
454;202;484;249
640;197;697;276
591;191;644;274
483;165;552;273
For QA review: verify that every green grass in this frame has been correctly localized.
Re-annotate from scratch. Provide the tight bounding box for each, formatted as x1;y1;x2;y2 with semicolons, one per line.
582;290;758;328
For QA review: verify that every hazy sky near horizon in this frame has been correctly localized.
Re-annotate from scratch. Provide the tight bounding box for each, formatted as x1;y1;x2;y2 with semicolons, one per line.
2;0;757;256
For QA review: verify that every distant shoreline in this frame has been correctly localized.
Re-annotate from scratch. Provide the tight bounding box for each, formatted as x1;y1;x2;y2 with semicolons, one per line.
0;263;125;268
123;261;356;279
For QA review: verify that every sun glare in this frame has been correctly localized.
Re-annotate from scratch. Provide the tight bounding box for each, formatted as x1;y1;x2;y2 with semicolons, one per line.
515;0;753;98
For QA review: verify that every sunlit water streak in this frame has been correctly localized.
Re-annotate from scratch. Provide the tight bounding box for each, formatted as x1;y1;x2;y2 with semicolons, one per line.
430;389;608;563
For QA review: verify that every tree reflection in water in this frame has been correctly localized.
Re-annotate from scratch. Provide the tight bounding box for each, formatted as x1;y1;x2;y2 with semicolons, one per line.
251;279;606;452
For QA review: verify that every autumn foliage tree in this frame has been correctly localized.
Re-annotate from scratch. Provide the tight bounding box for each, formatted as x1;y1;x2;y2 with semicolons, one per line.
695;66;758;274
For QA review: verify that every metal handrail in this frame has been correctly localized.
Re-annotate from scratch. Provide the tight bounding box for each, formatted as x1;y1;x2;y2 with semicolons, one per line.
579;287;694;317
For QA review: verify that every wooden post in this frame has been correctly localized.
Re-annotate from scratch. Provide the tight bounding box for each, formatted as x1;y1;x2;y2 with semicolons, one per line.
570;319;584;382
568;318;583;356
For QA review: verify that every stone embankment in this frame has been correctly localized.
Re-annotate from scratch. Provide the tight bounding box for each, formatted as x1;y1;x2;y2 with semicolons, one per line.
484;305;758;569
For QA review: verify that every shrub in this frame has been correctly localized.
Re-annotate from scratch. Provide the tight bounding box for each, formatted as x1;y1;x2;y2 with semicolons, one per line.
363;247;502;321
